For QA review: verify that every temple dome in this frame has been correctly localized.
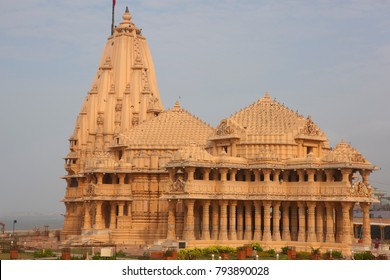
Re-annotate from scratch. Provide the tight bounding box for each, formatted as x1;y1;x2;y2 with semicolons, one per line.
119;102;214;147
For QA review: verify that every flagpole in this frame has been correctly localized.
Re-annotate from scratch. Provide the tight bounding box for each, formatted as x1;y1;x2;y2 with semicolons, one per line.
111;0;115;35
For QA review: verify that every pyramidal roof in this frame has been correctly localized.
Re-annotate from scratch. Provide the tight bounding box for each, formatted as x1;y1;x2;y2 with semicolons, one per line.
70;7;163;154
227;92;316;136
120;102;214;147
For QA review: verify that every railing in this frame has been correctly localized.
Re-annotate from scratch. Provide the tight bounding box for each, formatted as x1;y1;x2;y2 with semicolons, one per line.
184;180;351;197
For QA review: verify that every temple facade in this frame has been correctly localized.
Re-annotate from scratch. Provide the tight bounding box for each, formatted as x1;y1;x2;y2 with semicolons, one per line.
61;8;378;254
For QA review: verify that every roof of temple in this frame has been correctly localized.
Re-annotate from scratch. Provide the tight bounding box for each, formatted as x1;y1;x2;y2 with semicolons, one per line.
325;140;371;164
120;102;214;147
226;92;323;137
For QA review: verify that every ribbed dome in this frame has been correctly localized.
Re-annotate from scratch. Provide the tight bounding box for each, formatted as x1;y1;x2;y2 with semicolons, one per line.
120;102;214;147
228;92;307;136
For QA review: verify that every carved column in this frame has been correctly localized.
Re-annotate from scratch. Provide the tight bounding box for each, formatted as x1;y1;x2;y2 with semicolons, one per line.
306;170;315;183
245;170;252;182
118;173;125;184
218;200;228;240
341;169;352;183
183;200;195;240
341;202;353;244
202;200;211;240
273;201;281;241
325;203;335;243
220;168;228;181
83;201;91;230
297;170;305;182
253;201;262;240
297;202;306;242
316;203;324;242
273;170;281;182
229;169;237;181
95;201;104;229
361;202;371;246
236;203;244;240
262;201;272;241
229;200;237;240
325;170;335;182
253;170;261;182
109;202;117;230
282;201;291;241
290;203;298;241
263;170;271;182
211;201;219;240
167;200;177;240
202;168;210;181
306;201;316;242
335;205;343;242
186;167;195;182
244;201;253;240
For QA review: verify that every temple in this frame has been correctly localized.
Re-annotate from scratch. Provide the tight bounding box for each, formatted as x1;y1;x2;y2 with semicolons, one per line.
61;8;378;255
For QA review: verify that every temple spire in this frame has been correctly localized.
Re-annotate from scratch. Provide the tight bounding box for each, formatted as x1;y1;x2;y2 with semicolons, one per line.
111;0;116;35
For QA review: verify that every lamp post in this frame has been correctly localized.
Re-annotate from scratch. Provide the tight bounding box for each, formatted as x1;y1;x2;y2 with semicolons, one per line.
12;220;17;236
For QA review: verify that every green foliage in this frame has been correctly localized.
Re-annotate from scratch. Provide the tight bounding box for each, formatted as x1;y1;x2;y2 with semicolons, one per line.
311;247;321;255
178;248;204;260
116;250;126;257
33;249;56;258
296;251;312;260
332;250;343;259
353;251;375;260
251;242;263;252
280;246;288;255
265;249;276;257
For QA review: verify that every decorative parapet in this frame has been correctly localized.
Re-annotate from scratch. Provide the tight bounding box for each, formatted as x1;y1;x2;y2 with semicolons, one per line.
350;181;372;197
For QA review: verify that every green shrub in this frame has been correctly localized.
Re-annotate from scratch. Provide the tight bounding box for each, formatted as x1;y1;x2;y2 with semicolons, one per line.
296;251;312;260
251;242;263;252
353;251;375;260
116;250;126;257
33;249;56;258
265;249;276;257
280;246;288;255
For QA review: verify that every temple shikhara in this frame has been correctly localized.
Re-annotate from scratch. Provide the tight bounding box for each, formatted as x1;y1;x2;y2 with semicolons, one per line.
61;7;378;255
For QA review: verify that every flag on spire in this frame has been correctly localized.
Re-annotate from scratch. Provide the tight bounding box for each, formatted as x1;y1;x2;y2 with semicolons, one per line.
113;0;116;6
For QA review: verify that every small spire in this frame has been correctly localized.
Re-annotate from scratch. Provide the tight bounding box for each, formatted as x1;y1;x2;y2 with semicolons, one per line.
126;6;129;13
265;91;270;98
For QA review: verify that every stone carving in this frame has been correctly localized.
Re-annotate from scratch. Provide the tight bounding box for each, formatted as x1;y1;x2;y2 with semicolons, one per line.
216;120;234;136
170;177;185;192
350;181;372;196
302;116;320;136
86;184;96;196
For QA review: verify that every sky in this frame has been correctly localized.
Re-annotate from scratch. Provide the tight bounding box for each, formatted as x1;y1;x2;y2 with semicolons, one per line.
0;0;389;228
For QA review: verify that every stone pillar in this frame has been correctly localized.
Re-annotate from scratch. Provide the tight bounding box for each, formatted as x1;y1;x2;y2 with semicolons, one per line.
236;203;244;240
297;170;305;182
341;202;353;244
290;203;298;241
273;170;281;182
118;174;125;184
183;200;196;240
361;202;371;246
229;201;237;240
245;170;252;182
262;201;272;241
83;201;91;230
325;203;335;243
282;170;289;183
282;202;291;241
316;203;324;242
253;201;262;240
306;170;315;183
218;200;229;240
211;201;219;240
263;170;271;182
201;200;211;240
341;169;352;183
306;201;316;242
202;168;210;181
273;201;281;241
186;167;195;182
109;202;117;230
167;200;177;240
97;173;103;184
229;169;237;181
220;168;228;181
244;201;253;240
95;201;104;229
335;205;343;242
380;226;385;241
325;170;335;182
297;202;306;242
253;170;261;182
118;202;124;216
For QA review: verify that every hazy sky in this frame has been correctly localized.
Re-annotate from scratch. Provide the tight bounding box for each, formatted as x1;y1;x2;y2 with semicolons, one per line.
1;0;389;220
